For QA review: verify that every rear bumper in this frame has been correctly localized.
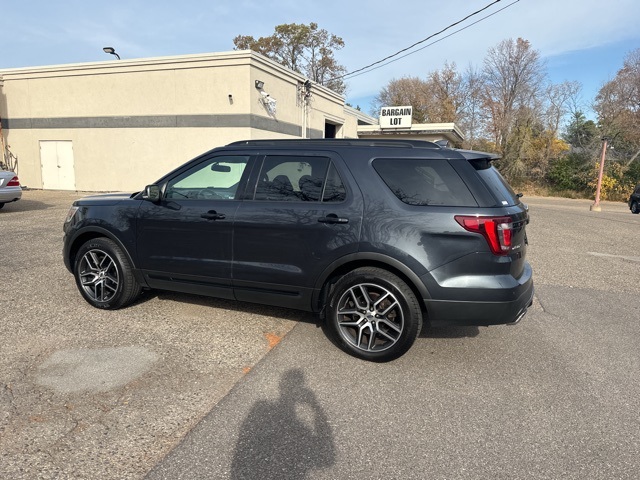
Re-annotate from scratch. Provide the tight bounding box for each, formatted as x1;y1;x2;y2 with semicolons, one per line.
0;187;22;203
425;283;533;327
422;263;534;327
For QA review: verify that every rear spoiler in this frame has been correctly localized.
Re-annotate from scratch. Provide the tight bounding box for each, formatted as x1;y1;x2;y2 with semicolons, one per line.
456;149;501;162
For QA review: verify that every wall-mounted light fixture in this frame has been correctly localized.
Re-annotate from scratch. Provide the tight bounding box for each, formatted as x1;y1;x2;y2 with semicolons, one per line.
255;80;265;89
103;47;121;60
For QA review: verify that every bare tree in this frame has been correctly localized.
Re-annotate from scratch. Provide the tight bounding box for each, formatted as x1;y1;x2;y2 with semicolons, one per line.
372;77;431;122
594;48;640;164
373;64;474;132
480;38;547;180
481;38;546;151
457;65;485;149
424;62;466;122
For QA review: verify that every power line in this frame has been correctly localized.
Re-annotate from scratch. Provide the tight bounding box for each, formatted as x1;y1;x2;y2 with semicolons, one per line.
344;0;520;80
337;0;515;81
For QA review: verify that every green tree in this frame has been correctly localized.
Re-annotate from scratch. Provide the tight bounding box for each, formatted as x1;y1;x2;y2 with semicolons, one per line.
233;23;347;95
562;111;598;149
546;152;592;193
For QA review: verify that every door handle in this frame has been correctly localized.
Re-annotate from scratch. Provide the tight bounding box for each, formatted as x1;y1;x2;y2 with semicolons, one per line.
201;210;226;220
318;214;349;224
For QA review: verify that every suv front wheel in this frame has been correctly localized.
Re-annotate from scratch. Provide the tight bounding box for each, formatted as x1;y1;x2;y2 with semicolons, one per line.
327;267;423;362
74;237;142;309
631;201;639;214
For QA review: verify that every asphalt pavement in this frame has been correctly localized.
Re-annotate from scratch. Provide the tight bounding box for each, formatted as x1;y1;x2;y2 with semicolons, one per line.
0;190;298;479
1;191;639;479
148;195;640;480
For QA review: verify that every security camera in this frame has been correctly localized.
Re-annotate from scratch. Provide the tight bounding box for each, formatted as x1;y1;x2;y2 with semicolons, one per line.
260;90;270;97
228;93;233;98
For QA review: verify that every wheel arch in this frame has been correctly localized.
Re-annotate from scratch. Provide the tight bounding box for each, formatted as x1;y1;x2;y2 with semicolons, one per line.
312;253;431;318
66;227;145;284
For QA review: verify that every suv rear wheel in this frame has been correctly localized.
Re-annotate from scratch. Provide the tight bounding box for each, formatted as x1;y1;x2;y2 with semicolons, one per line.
74;238;141;309
631;201;639;214
327;267;422;362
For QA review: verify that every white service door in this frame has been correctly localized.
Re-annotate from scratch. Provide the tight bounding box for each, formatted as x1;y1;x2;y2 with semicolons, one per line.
40;141;76;190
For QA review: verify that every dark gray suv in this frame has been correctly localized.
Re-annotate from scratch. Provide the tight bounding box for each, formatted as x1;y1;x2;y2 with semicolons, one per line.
63;139;533;361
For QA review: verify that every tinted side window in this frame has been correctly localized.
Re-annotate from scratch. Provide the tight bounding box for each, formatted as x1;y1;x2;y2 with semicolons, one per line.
254;156;330;202
166;155;250;200
373;158;477;206
473;163;519;206
322;163;346;203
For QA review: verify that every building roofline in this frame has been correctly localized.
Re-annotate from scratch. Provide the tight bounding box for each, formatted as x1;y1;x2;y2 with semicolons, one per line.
344;105;377;126
0;49;344;102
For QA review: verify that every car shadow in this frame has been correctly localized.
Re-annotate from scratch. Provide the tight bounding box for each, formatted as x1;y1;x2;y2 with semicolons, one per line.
419;324;480;338
0;197;56;213
133;290;480;341
134;289;319;325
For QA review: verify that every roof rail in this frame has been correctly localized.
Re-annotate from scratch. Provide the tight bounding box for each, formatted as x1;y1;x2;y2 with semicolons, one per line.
226;138;443;149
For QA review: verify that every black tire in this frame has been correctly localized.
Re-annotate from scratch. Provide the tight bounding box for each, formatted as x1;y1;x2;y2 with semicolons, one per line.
73;237;141;309
631;201;639;214
326;267;422;362
0;203;5;209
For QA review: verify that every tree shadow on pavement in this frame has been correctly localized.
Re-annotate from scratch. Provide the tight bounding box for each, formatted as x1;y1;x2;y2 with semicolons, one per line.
230;369;336;480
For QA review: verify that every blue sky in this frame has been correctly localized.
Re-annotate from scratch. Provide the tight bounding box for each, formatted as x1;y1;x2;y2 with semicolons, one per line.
1;0;639;121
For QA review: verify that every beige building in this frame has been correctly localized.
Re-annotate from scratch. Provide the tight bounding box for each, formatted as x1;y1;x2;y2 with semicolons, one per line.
0;50;463;192
0;50;378;191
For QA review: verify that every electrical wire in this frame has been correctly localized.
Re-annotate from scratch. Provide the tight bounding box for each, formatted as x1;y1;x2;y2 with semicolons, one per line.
343;0;520;80
334;0;518;82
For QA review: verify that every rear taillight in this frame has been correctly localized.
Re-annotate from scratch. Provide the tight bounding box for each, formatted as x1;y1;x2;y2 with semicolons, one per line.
7;176;20;187
455;215;513;256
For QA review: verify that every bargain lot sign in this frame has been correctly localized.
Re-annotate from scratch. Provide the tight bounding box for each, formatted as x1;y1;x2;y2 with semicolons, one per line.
379;106;413;129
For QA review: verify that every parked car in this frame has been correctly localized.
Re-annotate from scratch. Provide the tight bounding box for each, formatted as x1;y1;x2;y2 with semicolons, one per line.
0;170;22;208
628;183;640;214
62;139;533;361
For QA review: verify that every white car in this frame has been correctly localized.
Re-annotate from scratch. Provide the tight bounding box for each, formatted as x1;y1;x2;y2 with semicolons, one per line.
0;170;22;208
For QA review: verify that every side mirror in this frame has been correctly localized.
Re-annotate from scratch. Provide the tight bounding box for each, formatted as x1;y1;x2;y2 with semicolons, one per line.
142;184;161;202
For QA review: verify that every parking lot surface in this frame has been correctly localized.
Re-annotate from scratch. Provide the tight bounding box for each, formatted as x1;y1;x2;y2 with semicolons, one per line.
1;191;639;479
0;190;299;479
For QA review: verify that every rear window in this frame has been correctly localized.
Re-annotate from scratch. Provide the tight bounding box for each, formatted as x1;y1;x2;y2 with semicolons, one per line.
373;158;477;207
473;164;520;206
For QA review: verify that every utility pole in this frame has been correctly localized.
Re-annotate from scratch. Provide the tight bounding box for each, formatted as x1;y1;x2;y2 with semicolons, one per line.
590;136;609;212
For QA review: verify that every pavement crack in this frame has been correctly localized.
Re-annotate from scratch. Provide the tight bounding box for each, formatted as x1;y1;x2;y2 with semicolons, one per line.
533;294;559;318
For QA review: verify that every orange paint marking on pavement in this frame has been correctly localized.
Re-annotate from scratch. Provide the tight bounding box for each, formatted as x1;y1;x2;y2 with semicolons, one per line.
264;332;283;350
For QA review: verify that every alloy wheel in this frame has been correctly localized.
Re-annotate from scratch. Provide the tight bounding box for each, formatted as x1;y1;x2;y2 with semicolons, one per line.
335;283;404;353
78;249;120;303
